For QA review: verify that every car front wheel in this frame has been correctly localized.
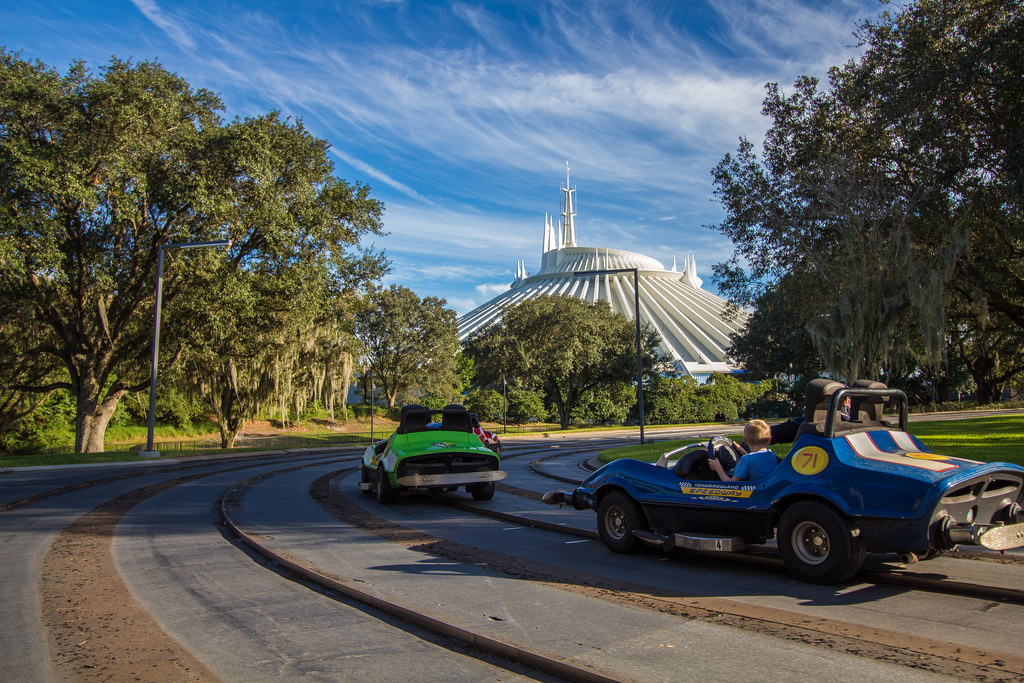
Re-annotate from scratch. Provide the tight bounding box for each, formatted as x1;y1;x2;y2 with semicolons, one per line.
597;490;644;553
470;481;495;501
777;501;865;583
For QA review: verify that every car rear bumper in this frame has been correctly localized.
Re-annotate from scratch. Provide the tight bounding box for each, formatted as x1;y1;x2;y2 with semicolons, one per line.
396;470;508;487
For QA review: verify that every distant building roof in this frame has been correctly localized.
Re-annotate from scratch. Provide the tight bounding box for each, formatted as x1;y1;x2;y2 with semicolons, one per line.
457;163;747;379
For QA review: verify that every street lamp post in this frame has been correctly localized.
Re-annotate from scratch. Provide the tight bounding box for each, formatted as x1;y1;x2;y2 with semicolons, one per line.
574;267;645;444
140;240;230;458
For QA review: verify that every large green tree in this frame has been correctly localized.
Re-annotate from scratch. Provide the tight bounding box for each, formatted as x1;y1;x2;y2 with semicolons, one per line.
354;285;460;408
712;89;956;383
849;0;1024;400
711;0;1021;391
0;51;385;452
464;294;663;429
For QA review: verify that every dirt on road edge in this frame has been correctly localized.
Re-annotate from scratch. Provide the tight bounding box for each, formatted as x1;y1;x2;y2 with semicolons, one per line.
40;483;222;682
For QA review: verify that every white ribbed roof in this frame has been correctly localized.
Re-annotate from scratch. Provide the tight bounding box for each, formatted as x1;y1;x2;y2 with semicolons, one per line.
457;166;747;379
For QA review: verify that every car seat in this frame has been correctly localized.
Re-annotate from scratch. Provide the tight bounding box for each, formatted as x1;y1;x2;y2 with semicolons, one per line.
850;379;889;425
673;447;714;479
440;404;471;432
794;379;845;440
398;404;432;434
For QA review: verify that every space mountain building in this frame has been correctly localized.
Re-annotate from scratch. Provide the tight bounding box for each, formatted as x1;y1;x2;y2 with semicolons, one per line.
457;169;748;383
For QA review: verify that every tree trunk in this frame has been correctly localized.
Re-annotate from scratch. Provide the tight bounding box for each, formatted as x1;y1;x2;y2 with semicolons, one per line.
552;391;570;429
340;353;352;422
77;401;119;453
74;372;126;454
216;382;244;448
975;379;1003;405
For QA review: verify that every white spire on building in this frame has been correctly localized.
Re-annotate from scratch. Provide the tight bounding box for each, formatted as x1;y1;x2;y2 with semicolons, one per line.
683;253;703;288
561;158;577;247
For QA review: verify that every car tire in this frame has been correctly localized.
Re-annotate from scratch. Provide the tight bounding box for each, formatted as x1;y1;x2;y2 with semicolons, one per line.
360;465;374;495
597;490;644;553
470;481;495;501
376;465;398;505
777;501;865;584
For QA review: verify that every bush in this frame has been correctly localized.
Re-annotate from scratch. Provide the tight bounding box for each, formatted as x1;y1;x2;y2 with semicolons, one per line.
0;390;75;453
573;384;632;425
506;387;548;423
645;374;775;424
465;388;504;422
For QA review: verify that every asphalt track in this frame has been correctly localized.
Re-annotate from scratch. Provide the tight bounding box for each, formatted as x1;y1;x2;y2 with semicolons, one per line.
2;420;1023;681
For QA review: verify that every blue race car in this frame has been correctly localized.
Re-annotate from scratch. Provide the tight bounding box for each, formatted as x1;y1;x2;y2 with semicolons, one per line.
543;379;1024;583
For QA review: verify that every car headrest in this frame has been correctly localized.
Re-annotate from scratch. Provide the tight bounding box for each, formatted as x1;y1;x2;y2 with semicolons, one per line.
440;404;470;432
398;404;432;434
850;379;888;422
802;379;846;425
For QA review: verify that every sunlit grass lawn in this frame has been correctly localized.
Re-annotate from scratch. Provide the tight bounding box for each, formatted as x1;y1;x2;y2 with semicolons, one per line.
0;447;233;468
0;430;389;469
600;414;1024;467
909;416;1024;466
4;414;1020;469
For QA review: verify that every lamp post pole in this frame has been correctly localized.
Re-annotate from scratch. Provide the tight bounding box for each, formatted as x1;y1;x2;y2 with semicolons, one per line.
574;267;645;444
140;240;230;458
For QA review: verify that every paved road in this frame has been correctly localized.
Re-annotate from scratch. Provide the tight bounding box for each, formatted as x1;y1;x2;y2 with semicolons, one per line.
2;428;1022;681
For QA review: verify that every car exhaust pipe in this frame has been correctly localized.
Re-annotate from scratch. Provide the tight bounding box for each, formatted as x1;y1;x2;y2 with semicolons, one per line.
541;489;588;510
540;490;565;506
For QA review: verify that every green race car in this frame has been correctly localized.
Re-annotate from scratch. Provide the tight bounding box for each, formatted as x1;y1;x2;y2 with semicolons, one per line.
360;403;507;504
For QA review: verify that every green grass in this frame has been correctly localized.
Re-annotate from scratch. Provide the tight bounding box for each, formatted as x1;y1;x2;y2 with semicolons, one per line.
0;448;230;468
4;414;1020;469
598;414;1024;467
0;428;394;469
908;415;1024;466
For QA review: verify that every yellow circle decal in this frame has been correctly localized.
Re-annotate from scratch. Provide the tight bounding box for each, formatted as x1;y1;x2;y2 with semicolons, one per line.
904;452;948;462
791;446;829;476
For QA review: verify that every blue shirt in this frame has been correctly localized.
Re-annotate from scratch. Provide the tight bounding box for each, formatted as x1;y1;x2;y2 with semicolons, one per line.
733;449;778;481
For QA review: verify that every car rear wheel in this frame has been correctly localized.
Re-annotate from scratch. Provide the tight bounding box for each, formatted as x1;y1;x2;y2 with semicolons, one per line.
778;501;865;583
470;481;495;501
376;466;399;505
597;491;644;553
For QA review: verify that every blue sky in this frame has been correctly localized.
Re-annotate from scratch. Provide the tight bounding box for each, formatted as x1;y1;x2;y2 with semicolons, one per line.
2;0;883;314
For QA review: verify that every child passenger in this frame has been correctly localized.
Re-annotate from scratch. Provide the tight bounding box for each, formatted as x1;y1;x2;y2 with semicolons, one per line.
708;419;778;482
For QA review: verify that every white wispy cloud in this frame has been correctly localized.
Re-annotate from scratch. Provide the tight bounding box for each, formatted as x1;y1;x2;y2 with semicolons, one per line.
129;0;196;52
9;0;884;312
330;149;440;207
476;282;512;298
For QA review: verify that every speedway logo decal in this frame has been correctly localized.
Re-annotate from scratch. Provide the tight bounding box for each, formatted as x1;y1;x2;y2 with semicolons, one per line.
844;431;965;472
679;483;754;498
429;442;455;448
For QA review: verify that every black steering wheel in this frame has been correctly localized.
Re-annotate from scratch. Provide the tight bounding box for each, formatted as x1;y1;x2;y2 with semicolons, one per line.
706;435;740;472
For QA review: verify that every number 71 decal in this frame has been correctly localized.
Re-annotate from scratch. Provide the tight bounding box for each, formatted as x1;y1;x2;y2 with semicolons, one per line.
791;446;829;475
